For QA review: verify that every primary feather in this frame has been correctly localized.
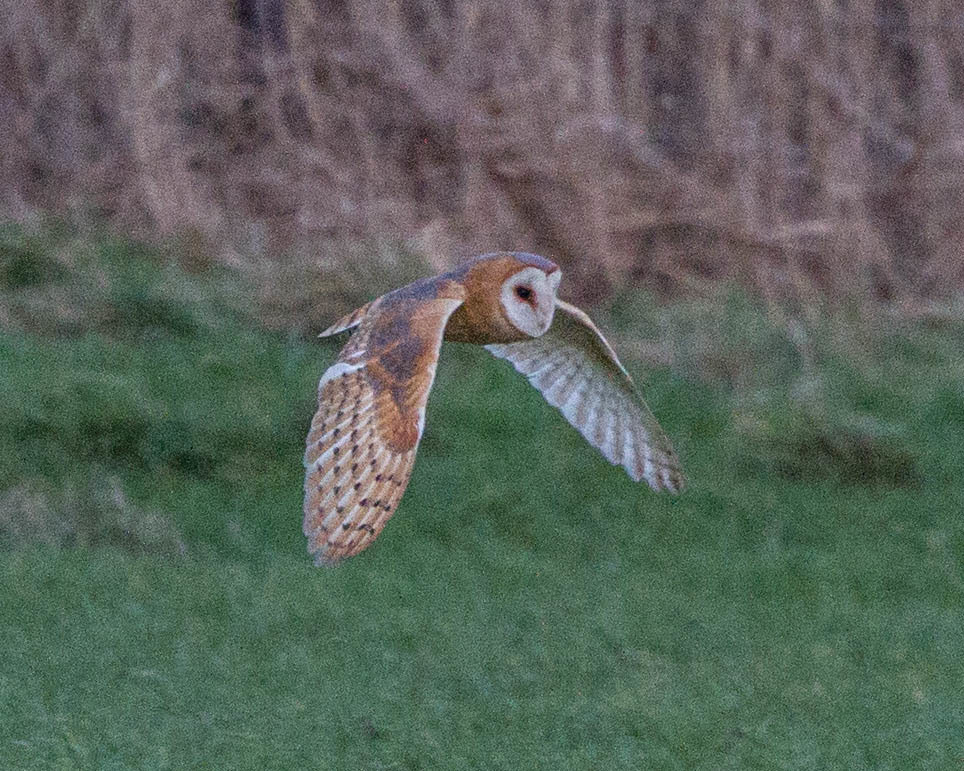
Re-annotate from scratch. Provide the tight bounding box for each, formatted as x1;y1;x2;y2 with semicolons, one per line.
485;300;685;492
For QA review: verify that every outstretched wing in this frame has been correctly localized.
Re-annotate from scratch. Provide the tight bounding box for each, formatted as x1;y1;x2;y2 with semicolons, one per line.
485;299;685;492
304;295;463;564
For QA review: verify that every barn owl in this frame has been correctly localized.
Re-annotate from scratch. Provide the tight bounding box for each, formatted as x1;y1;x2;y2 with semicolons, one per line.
303;252;684;565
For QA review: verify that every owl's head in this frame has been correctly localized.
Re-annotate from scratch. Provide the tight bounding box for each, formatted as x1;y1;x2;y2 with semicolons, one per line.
497;253;561;338
449;252;562;343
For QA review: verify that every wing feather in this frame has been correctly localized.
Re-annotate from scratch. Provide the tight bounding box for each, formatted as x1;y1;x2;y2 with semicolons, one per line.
596;401;615;458
530;350;568;387
318;301;374;337
486;299;685;492
304;295;463;564
610;406;626;466
543;364;579;406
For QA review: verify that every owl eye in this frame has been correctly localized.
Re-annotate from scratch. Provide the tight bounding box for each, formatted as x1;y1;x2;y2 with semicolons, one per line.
515;286;533;302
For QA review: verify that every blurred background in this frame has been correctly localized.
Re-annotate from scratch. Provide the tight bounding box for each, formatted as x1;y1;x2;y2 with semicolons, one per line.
2;2;964;768
4;0;964;305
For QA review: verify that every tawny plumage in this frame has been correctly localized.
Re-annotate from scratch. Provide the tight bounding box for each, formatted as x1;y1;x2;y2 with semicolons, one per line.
303;252;685;565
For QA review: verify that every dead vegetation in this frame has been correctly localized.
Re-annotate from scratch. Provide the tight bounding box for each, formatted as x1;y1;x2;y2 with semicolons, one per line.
0;475;186;555
1;1;963;308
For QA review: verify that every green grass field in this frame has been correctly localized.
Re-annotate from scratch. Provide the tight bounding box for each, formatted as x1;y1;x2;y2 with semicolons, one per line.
1;222;963;769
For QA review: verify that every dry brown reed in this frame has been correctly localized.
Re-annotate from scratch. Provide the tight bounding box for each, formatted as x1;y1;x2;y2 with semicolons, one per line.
2;0;963;309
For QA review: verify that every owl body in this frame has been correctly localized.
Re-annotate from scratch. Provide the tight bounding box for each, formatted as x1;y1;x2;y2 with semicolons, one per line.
304;252;684;565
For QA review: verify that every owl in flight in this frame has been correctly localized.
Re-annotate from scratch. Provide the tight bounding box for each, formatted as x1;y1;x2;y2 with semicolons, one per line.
303;252;684;565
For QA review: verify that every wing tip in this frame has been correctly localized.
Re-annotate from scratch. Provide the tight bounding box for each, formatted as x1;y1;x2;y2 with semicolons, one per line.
319;302;373;338
311;548;345;567
653;471;686;494
318;324;349;338
304;503;382;567
625;455;686;493
306;534;363;567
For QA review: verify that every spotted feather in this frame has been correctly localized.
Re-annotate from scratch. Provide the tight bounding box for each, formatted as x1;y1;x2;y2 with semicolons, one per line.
303;294;463;564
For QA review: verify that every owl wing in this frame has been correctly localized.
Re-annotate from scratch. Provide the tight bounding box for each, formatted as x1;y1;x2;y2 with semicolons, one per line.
318;300;374;337
485;299;685;492
304;295;464;565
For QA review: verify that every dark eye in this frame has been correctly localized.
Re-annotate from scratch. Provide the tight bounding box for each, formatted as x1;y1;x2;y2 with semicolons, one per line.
515;286;533;301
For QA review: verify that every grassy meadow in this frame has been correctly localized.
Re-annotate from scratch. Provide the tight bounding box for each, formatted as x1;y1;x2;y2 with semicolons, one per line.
1;222;963;769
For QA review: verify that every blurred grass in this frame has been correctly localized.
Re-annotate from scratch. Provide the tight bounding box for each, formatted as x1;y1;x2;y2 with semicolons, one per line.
1;221;963;769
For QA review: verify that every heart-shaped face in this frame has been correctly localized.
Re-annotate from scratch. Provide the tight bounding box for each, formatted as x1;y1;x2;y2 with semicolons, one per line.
499;265;562;338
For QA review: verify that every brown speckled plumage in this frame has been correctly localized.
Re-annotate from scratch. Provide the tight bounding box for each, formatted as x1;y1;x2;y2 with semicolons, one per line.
303;252;685;565
303;286;463;564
